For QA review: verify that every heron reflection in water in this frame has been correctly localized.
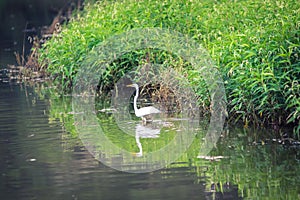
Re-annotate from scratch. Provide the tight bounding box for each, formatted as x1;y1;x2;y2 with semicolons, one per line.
127;83;161;123
134;123;161;157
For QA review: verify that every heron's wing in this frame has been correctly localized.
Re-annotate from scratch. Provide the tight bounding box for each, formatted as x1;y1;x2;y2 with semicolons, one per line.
143;106;161;114
136;106;161;117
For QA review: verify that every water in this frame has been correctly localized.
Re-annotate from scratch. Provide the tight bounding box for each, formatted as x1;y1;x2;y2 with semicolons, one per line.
0;83;212;199
1;82;299;200
0;0;68;67
0;1;299;199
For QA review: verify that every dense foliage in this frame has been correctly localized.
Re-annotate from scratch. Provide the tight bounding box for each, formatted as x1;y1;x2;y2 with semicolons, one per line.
39;0;300;135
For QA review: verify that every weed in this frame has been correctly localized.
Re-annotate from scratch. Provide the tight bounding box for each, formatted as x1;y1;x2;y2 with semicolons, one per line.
38;0;300;136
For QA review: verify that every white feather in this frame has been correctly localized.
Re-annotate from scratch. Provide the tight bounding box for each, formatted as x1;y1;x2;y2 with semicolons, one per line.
127;83;161;121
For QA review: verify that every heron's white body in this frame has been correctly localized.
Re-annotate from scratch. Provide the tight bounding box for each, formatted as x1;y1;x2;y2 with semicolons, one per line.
135;106;161;117
127;83;161;122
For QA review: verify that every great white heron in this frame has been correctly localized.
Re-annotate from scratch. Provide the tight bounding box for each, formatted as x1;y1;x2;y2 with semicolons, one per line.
127;83;161;122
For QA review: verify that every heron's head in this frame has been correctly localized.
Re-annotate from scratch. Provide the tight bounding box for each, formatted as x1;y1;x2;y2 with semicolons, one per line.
126;83;139;89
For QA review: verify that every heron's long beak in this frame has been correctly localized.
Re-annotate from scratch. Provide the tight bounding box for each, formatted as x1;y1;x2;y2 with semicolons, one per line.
126;84;134;87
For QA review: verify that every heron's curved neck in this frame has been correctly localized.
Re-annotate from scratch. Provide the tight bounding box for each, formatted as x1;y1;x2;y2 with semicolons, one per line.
133;86;139;112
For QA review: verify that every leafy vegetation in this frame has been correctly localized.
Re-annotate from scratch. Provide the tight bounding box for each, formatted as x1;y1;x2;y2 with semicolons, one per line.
38;0;300;135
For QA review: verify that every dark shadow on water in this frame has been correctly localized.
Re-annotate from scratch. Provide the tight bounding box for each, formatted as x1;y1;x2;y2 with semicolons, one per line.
0;0;79;67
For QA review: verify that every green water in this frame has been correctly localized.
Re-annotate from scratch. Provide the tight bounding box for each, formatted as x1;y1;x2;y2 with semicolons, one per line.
0;82;299;200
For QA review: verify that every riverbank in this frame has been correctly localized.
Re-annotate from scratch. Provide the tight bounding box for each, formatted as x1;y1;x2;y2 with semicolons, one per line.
15;0;300;137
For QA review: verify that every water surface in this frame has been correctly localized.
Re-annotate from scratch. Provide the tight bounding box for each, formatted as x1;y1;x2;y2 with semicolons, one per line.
0;83;213;199
0;82;299;199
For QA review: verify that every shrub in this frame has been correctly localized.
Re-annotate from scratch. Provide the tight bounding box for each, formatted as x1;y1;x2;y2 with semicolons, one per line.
39;0;300;135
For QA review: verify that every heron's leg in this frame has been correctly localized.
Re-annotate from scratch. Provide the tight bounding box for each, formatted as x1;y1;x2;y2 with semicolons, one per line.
141;117;147;124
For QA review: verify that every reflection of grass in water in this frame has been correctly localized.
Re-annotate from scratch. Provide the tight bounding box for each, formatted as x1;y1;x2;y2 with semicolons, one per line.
98;111;178;154
43;91;300;199
139;128;178;153
192;127;300;199
95;96;208;157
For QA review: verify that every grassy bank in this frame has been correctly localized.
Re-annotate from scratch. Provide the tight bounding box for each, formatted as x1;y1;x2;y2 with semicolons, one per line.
38;0;300;136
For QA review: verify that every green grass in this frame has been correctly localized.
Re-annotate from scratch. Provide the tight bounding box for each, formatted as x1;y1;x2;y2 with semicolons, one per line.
38;0;300;136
